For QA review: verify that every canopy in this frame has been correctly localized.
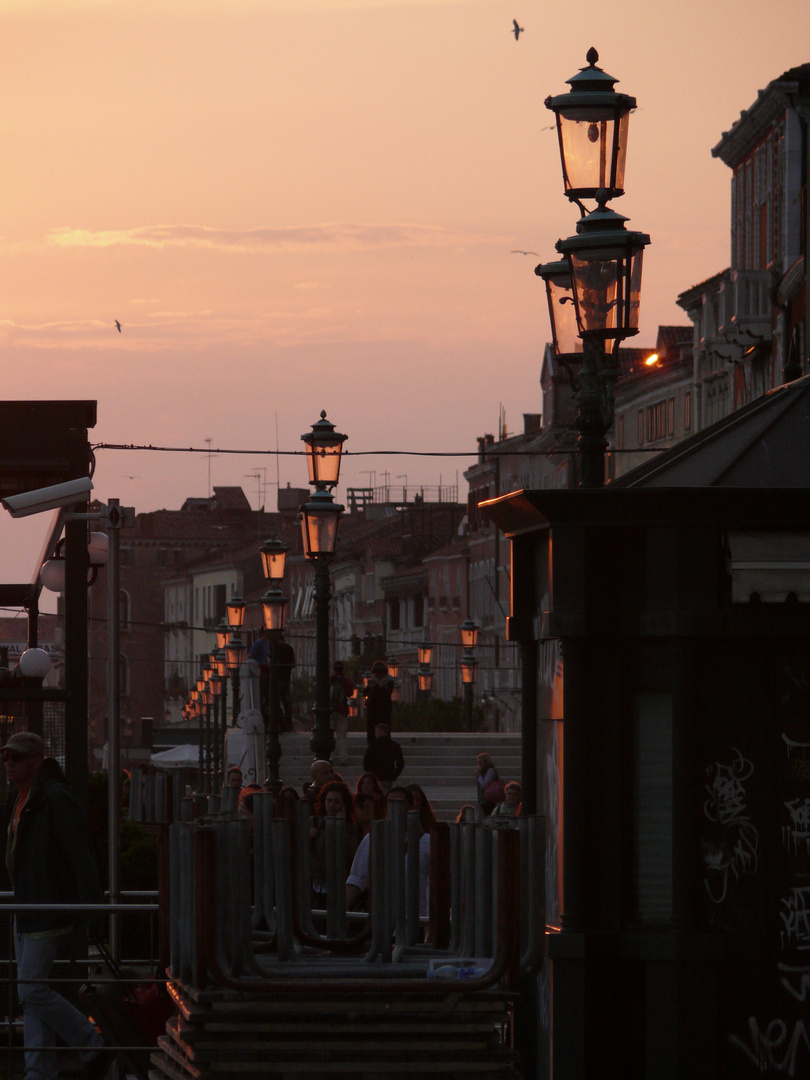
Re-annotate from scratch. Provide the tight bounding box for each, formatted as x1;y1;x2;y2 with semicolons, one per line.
150;744;200;769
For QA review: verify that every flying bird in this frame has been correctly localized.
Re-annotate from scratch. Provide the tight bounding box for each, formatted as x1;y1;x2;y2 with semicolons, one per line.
115;320;122;333
512;19;524;40
512;250;539;256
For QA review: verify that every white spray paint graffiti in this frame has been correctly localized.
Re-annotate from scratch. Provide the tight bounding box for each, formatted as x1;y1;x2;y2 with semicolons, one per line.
778;962;810;1002
703;748;759;904
780;886;810;951
782;799;810;855
729;1017;810;1076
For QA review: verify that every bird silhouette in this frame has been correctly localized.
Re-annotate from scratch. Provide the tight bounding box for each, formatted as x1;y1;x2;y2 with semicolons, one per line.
511;250;539;256
512;19;524;40
115;320;122;333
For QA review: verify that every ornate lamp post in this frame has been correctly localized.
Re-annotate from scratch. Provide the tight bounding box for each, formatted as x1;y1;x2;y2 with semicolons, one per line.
417;637;433;700
300;411;347;762
461;651;479;732
261;584;288;791
225;632;246;724
542;49;650;487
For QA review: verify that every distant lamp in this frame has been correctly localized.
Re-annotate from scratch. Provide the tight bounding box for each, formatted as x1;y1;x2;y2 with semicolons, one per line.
212;673;225;698
215;619;230;650
461;651;479;686
226;595;245;628
225;634;246;672
418;667;433;693
18;647;51;680
300;489;344;558
645;353;659;366
386;656;400;680
417;639;433;667
260;537;288;583
348;694;360;719
213;648;228;679
460;618;479;650
261;589;287;632
301;410;348;490
544;47;636;205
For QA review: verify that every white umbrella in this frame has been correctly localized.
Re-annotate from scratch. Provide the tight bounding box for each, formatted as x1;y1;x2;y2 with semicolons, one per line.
150;744;200;768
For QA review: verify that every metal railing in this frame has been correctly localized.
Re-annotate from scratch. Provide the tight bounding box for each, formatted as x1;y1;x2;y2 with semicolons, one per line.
166;793;545;993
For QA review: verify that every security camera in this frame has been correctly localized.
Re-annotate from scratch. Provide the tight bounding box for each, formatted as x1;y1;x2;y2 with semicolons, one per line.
1;476;93;518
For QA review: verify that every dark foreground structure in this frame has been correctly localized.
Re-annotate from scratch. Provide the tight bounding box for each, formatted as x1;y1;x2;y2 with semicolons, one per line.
484;376;810;1079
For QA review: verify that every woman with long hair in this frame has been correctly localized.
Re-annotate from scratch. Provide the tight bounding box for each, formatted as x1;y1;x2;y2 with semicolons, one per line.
405;783;437;834
311;781;359;904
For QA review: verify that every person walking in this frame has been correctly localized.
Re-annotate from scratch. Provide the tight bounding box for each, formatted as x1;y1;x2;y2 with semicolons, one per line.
363;723;404;793
329;661;354;765
362;660;394;744
3;732;112;1080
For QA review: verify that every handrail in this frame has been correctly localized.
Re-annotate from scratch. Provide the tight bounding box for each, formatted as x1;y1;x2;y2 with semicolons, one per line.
185;824;521;995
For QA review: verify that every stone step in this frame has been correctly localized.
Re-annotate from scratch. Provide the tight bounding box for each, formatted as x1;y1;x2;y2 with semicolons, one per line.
274;729;521;823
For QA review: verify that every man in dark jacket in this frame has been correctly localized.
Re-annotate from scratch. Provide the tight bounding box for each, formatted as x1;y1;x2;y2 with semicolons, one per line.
363;724;404;792
3;732;110;1080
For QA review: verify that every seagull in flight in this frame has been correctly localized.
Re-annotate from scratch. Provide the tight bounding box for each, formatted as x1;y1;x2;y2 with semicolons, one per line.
512;250;539;256
115;320;122;333
512;19;524;40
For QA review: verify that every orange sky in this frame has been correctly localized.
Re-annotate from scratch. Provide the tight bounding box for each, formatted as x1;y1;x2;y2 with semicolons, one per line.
1;0;809;597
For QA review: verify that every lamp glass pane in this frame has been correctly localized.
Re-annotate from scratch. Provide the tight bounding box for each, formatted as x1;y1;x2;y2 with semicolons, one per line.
226;636;246;670
418;670;433;692
548;276;581;356
305;443;343;488
558;110;628;196
417;644;432;666
226;596;245;627
302;508;339;556
461;663;477;685
570;252;624;338
460;623;479;649
260;542;287;582
262;594;286;631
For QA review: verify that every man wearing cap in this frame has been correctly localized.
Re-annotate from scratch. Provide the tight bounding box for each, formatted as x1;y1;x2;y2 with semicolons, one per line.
3;732;110;1080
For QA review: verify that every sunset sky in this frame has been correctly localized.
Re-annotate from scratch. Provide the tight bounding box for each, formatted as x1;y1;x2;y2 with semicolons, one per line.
1;0;808;598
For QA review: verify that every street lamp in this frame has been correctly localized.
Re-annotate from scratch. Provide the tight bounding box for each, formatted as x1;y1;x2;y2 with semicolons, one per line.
460;618;479;651
260;536;288;583
541;49;650;488
261;585;288;790
300;411;347;762
461;650;479;732
544;47;636;209
301;410;348;490
226;594;245;629
225;633;246;725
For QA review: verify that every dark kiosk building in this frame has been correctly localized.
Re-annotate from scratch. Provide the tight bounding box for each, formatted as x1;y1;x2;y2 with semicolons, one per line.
484;376;810;1078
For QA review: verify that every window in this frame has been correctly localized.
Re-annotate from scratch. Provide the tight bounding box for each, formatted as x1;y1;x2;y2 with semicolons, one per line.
388;598;401;631
646;401;667;443
637;409;644;445
668;398;675;437
684;391;692;433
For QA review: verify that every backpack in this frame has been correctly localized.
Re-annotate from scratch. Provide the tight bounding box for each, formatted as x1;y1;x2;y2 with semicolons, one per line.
330;678;348;712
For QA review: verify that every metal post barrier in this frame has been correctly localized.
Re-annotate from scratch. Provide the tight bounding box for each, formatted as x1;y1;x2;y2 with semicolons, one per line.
270;818;296;962
475;825;494;958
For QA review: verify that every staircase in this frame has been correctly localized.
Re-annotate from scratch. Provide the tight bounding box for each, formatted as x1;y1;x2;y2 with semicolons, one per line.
278;730;522;822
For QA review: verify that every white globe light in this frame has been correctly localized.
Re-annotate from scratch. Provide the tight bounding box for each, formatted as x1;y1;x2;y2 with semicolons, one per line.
40;559;66;592
87;532;109;565
19;648;51;679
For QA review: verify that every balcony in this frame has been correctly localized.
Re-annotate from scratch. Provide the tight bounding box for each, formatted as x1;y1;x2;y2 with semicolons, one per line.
730;268;772;337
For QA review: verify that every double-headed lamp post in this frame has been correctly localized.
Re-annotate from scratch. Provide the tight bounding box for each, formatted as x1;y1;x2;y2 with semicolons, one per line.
259;535;289;791
460;618;479;731
539;48;650;488
417;637;433;699
300;411;347;762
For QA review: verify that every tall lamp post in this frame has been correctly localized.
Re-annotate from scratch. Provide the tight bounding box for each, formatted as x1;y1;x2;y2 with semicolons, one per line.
300;412;347;762
259;535;288;787
460;618;479;731
542;48;650;487
417;637;433;701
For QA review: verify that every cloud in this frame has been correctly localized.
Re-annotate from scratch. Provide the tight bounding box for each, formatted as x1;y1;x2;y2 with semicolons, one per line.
47;222;499;254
